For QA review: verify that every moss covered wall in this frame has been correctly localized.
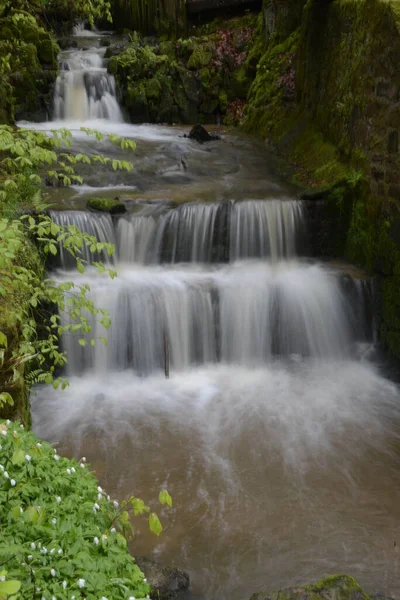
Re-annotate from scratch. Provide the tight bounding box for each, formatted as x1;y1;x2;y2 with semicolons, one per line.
244;0;400;359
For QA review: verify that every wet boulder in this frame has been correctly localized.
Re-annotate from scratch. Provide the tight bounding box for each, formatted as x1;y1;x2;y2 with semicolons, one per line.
187;123;220;143
135;557;190;600
249;575;375;600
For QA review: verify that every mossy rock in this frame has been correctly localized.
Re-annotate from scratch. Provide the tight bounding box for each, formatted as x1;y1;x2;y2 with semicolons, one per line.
249;575;369;600
86;197;126;214
187;44;213;70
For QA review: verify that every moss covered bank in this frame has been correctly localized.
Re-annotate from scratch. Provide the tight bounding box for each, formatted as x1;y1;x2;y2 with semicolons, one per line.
241;0;400;360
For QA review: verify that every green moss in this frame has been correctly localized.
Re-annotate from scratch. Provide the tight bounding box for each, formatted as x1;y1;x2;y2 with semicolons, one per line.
187;44;213;70
250;575;370;600
87;197;126;214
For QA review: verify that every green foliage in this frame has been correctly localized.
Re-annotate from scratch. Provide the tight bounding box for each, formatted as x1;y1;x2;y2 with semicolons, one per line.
0;419;171;599
40;0;112;31
0;9;59;122
0;125;136;414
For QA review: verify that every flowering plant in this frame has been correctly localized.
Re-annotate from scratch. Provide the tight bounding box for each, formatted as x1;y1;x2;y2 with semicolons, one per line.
0;420;171;599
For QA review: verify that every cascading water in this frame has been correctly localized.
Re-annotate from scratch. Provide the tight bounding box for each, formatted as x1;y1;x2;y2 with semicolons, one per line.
53;35;122;121
28;60;400;600
59;199;306;266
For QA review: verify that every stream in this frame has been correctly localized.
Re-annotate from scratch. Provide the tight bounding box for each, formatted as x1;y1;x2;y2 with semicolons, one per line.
21;29;400;600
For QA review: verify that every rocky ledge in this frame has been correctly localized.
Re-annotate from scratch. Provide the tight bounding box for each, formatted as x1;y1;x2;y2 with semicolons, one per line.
135;557;190;600
249;575;393;600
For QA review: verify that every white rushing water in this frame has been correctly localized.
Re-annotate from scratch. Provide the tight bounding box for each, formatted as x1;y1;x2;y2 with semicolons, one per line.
28;37;400;600
57;261;357;375
54;43;122;121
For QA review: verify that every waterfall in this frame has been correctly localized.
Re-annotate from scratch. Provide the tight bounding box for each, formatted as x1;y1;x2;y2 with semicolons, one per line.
49;210;116;267
59;262;365;375
230;199;306;260
115;199;305;264
53;45;123;121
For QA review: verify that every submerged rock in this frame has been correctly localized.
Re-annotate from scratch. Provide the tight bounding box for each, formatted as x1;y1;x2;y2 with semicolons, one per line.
187;123;220;143
249;575;376;600
135;557;190;600
86;197;126;214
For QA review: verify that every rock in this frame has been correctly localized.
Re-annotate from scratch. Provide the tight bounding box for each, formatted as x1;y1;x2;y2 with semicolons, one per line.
249;575;370;600
86;197;126;214
135;557;190;600
187;123;220;143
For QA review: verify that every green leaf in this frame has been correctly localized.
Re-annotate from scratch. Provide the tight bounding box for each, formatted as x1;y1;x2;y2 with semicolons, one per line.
159;490;173;508
149;512;162;536
120;510;129;524
0;332;8;348
0;580;21;595
11;449;25;466
131;497;149;516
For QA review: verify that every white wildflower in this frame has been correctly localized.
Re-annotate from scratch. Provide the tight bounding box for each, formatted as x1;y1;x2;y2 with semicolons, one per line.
97;486;102;493
97;493;102;500
41;547;48;554
0;465;3;471
21;562;26;567
0;576;5;582
25;454;31;462
82;457;86;462
143;578;147;583
58;549;63;555
10;479;16;487
77;578;85;588
54;455;60;462
62;581;67;589
51;518;57;525
28;555;32;560
101;534;107;542
113;500;119;508
20;424;24;429
110;527;116;534
100;597;108;600
56;496;62;503
93;536;99;545
107;494;110;501
1;430;6;436
50;568;56;576
128;597;136;600
50;549;55;555
31;542;36;550
6;420;10;425
3;471;8;479
80;463;85;468
70;467;75;473
36;443;42;448
94;502;100;511
66;468;71;475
